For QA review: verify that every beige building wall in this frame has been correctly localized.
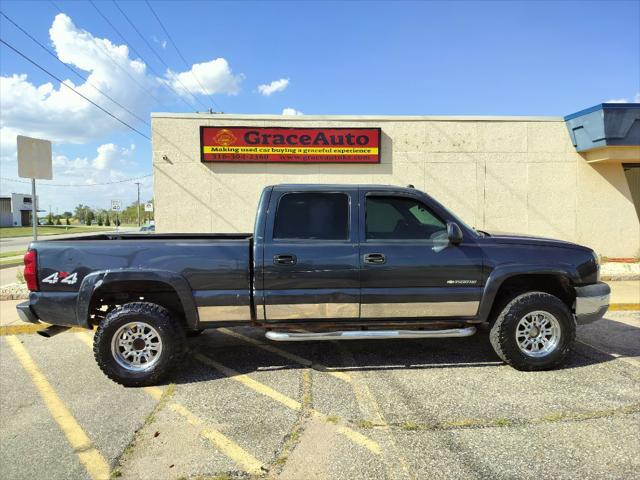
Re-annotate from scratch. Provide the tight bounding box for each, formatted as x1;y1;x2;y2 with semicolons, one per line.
151;113;640;258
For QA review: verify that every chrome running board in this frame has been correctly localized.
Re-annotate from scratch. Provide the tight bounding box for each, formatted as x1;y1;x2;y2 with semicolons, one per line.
265;327;476;342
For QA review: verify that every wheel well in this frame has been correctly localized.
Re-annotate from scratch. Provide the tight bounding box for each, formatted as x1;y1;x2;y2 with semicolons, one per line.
88;280;186;327
488;274;575;323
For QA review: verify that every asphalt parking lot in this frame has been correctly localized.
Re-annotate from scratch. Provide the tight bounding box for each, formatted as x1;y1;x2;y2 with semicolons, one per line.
1;311;639;480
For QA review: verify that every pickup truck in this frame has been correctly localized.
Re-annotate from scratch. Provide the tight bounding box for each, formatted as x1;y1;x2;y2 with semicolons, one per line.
17;184;610;386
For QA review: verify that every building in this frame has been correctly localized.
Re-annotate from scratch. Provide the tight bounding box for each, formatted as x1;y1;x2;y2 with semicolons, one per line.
151;103;640;258
0;193;40;227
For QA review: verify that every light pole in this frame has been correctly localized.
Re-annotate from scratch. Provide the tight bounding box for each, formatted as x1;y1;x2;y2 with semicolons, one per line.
135;182;141;227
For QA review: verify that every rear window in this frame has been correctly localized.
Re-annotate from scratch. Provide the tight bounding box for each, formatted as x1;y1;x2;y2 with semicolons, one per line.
273;193;349;240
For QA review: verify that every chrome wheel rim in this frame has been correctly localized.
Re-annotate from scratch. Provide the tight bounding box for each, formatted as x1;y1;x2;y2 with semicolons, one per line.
111;322;163;372
515;310;561;358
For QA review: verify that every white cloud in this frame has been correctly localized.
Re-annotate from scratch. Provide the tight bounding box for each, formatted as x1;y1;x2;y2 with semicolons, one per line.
282;107;303;116
152;35;167;49
165;58;243;96
605;92;640;103
0;14;155;148
258;78;289;96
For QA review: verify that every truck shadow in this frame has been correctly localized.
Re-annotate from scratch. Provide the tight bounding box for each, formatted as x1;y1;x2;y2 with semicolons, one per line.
162;319;633;386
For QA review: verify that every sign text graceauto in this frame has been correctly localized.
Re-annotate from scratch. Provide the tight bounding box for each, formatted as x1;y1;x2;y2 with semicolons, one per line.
200;126;381;164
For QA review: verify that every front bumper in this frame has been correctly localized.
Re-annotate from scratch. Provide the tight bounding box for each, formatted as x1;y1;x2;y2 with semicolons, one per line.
16;301;40;324
574;282;610;325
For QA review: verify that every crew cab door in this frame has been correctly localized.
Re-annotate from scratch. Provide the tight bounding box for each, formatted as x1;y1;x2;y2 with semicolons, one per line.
260;187;359;322
358;189;484;320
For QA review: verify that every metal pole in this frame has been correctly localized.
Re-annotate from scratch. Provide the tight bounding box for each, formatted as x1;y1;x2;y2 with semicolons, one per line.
31;178;37;241
135;182;141;227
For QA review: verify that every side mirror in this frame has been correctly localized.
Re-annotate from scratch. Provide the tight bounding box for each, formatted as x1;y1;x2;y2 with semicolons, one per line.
447;222;463;245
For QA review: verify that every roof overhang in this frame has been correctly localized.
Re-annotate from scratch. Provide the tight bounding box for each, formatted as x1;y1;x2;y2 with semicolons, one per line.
565;103;640;163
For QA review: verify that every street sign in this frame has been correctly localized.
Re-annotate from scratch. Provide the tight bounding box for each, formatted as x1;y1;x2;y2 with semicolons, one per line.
17;135;53;241
111;200;122;212
144;202;154;212
17;135;52;180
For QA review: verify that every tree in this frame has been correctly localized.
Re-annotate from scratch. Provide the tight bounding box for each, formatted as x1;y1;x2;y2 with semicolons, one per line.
85;210;95;226
46;212;54;226
105;213;110;227
55;218;62;226
65;217;70;226
97;214;103;226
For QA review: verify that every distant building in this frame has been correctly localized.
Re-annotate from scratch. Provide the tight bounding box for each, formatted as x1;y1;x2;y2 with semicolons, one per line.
0;193;40;227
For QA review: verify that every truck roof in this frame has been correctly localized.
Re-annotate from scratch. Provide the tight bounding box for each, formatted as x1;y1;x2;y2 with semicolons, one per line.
271;183;418;192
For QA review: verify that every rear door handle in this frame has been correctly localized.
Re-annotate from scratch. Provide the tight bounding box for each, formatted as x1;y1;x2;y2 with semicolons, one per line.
364;253;386;264
273;254;297;265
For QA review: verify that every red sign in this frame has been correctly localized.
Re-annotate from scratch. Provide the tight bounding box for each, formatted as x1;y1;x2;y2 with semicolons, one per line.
200;127;381;163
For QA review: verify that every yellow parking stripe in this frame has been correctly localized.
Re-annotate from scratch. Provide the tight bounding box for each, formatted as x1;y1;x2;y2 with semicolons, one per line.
194;352;382;455
5;336;110;480
0;324;45;336
75;333;264;475
0;325;90;336
218;328;352;382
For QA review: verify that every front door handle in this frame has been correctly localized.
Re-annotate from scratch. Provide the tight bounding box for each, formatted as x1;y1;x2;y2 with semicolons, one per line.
274;254;297;265
364;253;386;265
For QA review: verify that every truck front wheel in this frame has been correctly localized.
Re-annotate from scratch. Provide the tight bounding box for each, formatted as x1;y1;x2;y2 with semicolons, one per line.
489;292;575;371
93;302;185;387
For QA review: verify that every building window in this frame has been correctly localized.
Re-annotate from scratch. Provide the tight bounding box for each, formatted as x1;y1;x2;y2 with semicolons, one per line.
23;197;32;204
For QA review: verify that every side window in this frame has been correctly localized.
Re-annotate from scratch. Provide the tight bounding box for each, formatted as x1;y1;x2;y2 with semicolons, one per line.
274;193;349;240
366;196;446;240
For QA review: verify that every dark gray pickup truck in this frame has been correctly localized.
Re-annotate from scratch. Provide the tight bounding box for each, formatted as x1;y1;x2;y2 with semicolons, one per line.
17;184;610;386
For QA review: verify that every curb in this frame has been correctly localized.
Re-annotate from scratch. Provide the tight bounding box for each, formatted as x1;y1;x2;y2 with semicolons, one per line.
0;262;22;270
609;304;640;311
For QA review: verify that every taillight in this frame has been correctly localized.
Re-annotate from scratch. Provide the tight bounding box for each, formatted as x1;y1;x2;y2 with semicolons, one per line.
24;250;38;291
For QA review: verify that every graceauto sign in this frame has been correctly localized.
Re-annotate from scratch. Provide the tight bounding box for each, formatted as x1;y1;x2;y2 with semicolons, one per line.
200;126;381;163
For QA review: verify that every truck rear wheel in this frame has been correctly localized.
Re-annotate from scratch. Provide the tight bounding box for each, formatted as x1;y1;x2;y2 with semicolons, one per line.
489;292;575;371
93;302;185;387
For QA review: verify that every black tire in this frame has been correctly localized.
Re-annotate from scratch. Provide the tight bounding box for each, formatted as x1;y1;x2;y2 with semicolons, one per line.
489;292;575;371
93;302;185;387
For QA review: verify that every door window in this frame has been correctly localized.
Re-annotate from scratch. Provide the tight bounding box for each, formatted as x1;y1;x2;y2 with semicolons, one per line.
366;196;446;240
274;192;349;240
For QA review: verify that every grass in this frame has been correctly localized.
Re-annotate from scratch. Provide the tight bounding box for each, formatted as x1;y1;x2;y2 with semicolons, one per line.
0;250;23;259
401;421;420;431
325;415;339;424
356;420;375;429
0;225;114;238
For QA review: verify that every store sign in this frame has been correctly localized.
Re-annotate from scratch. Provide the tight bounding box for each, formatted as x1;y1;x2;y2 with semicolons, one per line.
200;127;381;163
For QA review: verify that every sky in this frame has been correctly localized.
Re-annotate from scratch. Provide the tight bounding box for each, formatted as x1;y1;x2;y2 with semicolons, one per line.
0;0;639;214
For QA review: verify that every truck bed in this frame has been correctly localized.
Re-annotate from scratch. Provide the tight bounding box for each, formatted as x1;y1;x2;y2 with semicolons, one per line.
32;234;253;293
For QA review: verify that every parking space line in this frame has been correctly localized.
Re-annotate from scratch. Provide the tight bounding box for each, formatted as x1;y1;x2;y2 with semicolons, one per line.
194;352;382;455
218;327;352;383
74;333;265;476
337;344;415;480
5;336;111;480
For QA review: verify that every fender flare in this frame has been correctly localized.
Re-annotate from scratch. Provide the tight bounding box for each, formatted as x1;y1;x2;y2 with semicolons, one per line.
76;269;199;329
477;264;579;322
